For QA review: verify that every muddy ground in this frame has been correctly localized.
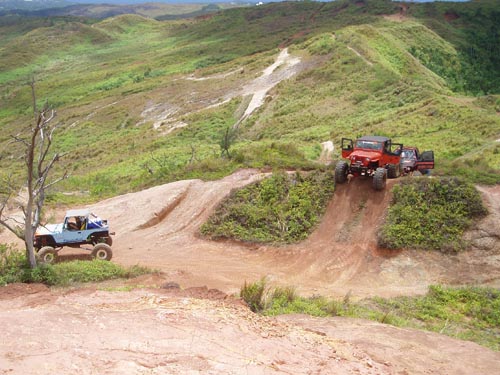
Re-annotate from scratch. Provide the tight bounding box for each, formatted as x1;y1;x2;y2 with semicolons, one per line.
55;170;499;299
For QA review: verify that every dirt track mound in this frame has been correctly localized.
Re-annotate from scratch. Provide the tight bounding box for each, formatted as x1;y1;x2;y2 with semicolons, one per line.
1;171;499;298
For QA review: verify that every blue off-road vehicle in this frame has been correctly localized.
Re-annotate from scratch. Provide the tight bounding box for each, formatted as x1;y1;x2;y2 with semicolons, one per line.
34;209;113;264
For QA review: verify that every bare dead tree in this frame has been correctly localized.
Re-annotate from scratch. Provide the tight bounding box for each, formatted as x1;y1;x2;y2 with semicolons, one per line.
220;127;236;159
0;79;67;268
188;144;199;164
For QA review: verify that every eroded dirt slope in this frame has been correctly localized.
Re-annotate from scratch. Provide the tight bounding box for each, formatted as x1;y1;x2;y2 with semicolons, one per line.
88;173;500;297
1;284;499;375
1;170;499;297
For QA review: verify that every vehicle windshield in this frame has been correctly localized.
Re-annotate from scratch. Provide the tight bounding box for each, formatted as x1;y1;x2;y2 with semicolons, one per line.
401;150;415;159
355;140;383;150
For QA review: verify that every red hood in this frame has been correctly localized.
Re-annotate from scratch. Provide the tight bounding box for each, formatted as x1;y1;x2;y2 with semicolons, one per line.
349;150;381;161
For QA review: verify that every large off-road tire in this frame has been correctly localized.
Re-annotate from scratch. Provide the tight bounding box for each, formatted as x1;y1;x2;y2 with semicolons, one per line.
91;243;113;261
373;167;387;190
37;246;58;264
387;163;401;179
335;161;349;184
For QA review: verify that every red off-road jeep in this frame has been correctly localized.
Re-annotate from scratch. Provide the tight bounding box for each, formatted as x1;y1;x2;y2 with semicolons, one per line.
335;136;403;190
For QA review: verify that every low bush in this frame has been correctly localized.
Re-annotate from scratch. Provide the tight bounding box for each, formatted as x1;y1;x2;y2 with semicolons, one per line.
367;285;500;351
242;281;500;351
0;244;151;286
0;244;29;286
439;159;500;185
201;170;335;244
29;261;151;286
240;278;267;312
378;177;487;252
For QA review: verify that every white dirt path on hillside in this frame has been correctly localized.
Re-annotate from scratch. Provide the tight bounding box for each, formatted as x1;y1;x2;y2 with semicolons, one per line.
240;48;301;120
137;48;304;132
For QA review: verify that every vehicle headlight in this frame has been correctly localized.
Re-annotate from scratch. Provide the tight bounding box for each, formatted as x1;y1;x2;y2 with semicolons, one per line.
365;158;370;163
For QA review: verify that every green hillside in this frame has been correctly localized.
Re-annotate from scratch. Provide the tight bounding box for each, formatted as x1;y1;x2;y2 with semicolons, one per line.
0;0;499;202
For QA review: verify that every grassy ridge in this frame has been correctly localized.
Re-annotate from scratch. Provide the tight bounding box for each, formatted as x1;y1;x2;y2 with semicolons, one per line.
201;171;335;244
241;280;500;351
408;0;500;94
0;0;499;203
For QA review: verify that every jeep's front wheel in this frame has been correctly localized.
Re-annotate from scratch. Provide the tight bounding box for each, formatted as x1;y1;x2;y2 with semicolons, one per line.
92;235;113;247
38;246;58;264
91;243;113;261
335;161;348;184
373;167;387;190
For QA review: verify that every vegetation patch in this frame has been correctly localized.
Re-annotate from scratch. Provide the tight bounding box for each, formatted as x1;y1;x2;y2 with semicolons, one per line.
378;177;487;252
0;1;499;200
201;170;335;244
240;279;500;351
0;244;151;286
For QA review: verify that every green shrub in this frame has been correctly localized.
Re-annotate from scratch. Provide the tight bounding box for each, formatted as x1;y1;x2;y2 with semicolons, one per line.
265;293;346;318
0;244;29;286
378;177;487;252
252;283;500;351
45;260;126;285
201;170;335;244
366;285;500;351
271;285;297;303
439;159;500;185
307;34;336;55
240;278;267;312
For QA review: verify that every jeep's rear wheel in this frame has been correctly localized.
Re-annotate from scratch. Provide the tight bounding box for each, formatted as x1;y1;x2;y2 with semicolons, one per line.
38;246;58;264
91;243;113;261
387;163;400;179
335;161;348;184
373;168;387;190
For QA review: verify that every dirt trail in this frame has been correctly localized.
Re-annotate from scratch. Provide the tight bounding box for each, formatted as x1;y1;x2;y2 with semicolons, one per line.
96;173;401;297
45;173;500;297
2;170;499;298
240;48;301;120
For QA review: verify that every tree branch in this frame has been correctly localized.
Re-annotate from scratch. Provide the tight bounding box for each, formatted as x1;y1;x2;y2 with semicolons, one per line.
0;218;24;240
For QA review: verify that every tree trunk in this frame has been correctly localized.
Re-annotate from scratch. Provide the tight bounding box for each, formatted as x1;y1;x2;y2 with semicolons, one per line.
24;202;37;268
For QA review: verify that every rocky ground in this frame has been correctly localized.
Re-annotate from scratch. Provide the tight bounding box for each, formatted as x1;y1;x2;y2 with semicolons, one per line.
1;283;499;375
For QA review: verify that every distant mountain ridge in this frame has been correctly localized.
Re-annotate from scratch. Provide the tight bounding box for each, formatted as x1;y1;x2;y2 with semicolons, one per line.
0;0;246;18
0;0;253;12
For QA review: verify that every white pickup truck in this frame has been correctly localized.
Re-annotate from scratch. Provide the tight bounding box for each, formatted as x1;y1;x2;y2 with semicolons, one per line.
34;209;113;264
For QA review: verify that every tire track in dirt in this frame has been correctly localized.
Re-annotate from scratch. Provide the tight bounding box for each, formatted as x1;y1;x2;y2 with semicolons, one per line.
103;173;407;298
2;170;499;298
